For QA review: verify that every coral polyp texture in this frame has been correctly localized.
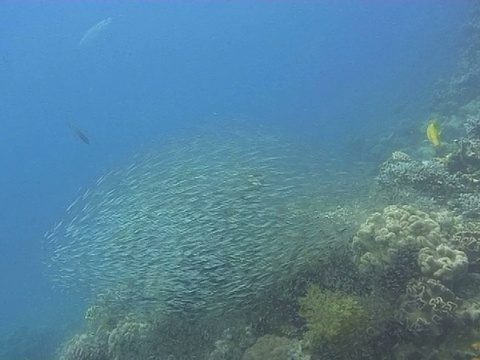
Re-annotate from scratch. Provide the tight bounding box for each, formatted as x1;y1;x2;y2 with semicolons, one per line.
61;333;107;360
377;116;480;218
299;284;370;353
451;231;480;270
465;116;480;140
376;151;462;200
351;205;449;274
398;278;459;337
417;244;468;282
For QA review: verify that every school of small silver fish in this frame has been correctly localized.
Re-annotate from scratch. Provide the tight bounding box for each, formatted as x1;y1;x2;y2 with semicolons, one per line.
43;128;367;316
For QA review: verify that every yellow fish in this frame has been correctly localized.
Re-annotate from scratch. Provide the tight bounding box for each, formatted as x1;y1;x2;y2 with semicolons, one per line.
426;120;441;147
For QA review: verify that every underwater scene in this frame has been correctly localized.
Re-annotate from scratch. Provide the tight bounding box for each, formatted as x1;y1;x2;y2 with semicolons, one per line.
3;2;480;359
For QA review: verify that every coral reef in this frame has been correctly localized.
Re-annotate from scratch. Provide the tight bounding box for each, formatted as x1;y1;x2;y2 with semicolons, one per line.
60;298;224;360
391;339;479;360
450;193;480;218
451;231;480;272
351;205;449;274
378;117;480;217
241;335;309;360
458;295;480;327
446;116;480;178
376;151;463;201
299;284;370;353
107;320;152;360
397;278;460;337
61;333;108;360
466;116;480;140
208;326;256;360
417;244;469;282
44;4;480;360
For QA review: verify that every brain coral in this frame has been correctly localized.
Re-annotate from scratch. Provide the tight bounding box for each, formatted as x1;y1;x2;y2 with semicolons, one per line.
351;205;449;273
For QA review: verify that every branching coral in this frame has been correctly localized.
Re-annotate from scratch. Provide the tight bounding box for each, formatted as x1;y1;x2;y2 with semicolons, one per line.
61;316;199;360
299;284;370;353
466;116;480;140
377;118;480;218
451;192;480;219
376;151;463;200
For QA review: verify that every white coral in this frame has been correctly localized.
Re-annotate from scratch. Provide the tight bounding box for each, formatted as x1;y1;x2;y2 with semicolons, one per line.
352;205;447;273
418;244;468;282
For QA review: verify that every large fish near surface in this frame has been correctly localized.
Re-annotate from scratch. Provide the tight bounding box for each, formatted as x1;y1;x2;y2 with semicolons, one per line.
79;17;112;47
69;122;90;144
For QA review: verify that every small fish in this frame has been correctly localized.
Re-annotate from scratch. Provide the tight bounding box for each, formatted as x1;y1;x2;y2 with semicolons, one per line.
69;122;90;144
79;17;113;47
426;120;441;147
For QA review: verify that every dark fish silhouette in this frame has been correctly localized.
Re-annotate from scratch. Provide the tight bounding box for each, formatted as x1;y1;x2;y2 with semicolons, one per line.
69;123;90;144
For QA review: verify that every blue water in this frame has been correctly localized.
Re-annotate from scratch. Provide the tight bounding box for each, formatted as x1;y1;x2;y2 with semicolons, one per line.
0;1;468;356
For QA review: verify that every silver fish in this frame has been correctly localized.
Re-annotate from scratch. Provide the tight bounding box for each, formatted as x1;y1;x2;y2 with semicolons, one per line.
43;126;368;318
79;17;113;47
